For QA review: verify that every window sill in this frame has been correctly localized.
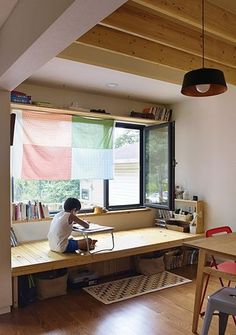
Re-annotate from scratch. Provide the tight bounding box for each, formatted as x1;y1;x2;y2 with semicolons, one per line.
79;207;151;217
12;207;152;224
12;218;52;224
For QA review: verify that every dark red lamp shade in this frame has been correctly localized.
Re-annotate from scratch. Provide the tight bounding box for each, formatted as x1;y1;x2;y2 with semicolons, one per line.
181;68;227;97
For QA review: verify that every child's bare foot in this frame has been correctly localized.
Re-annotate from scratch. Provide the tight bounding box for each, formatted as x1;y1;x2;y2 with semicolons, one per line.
89;239;97;250
78;238;97;251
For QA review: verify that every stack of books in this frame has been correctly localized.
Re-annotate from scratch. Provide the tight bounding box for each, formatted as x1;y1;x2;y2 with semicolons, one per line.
142;107;172;121
12;201;50;221
11;90;31;104
155;209;172;227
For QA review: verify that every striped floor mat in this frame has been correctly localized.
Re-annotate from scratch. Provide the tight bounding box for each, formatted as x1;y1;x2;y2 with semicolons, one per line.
83;271;191;304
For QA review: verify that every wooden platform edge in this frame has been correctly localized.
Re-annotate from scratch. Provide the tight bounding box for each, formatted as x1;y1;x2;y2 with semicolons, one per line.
11;228;201;308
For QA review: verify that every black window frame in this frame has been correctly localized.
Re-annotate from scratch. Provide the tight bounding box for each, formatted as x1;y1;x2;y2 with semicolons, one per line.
144;121;175;211
104;122;145;211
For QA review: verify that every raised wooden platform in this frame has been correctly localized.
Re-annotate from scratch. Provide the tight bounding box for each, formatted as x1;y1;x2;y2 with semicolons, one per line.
11;227;200;307
12;227;200;276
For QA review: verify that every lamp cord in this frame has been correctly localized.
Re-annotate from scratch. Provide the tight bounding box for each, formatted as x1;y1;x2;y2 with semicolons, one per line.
202;0;205;68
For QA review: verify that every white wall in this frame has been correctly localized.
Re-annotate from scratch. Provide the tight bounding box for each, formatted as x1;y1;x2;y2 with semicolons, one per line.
16;83;156;116
173;84;236;231
13;209;156;243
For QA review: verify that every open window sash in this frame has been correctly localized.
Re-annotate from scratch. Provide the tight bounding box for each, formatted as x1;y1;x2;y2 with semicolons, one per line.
144;122;175;210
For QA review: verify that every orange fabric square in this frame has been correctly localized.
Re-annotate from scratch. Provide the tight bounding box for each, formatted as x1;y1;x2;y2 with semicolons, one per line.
22;111;71;147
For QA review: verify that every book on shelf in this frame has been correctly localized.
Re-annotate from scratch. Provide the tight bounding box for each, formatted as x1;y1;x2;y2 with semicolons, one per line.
10;227;18;247
42;204;50;218
11;90;31;104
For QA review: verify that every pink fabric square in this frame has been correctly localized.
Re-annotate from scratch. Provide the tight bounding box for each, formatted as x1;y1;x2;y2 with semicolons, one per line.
22;144;71;180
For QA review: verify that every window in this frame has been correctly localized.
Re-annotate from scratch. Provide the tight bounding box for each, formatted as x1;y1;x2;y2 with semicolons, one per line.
13;179;104;212
106;123;144;209
12;109;175;214
144;122;175;210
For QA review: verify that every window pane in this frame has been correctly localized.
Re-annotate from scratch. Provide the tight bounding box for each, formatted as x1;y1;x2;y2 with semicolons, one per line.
79;180;104;210
145;125;169;206
109;127;140;206
13;179;103;212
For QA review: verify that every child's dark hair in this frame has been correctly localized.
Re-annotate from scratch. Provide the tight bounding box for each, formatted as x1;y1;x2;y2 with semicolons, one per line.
64;198;81;212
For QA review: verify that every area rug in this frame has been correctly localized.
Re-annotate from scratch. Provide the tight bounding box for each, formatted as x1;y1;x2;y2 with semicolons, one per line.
83;271;191;304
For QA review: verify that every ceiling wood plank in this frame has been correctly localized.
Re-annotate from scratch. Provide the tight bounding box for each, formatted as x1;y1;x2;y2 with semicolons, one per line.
101;3;236;68
77;25;236;85
57;43;184;85
131;0;236;44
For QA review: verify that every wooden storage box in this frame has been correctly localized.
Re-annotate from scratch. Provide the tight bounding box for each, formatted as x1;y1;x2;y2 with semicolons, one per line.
166;224;185;232
174;213;192;222
166;220;190;233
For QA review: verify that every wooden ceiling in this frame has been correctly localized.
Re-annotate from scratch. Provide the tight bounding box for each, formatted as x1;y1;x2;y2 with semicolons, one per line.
58;0;236;86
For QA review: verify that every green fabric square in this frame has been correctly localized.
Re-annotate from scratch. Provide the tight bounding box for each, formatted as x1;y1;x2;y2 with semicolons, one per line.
72;116;114;149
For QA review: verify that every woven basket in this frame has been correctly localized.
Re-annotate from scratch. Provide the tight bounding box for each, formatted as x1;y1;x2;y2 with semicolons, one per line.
36;269;68;300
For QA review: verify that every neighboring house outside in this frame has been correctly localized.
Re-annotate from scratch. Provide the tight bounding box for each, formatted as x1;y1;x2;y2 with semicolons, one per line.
80;142;139;208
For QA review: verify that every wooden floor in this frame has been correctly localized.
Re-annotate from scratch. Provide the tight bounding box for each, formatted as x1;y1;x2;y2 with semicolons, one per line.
0;266;235;335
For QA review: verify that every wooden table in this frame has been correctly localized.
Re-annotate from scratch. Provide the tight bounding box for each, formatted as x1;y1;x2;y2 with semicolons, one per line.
184;232;236;334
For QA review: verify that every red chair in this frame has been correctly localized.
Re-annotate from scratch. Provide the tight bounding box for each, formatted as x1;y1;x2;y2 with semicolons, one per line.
200;226;236;324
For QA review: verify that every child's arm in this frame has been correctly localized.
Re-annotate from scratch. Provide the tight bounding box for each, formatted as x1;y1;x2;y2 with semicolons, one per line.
69;214;89;229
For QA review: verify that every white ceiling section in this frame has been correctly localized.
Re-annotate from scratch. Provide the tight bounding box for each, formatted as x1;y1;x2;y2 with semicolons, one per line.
0;0;127;90
28;58;182;104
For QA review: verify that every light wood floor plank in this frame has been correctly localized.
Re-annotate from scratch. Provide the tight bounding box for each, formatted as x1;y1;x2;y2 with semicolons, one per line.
1;267;235;334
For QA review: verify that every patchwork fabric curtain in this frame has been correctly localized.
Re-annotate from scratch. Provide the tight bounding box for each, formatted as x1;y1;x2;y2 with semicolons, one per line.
12;109;115;180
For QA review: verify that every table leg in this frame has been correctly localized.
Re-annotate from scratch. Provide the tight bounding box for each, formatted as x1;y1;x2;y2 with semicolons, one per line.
192;249;207;334
91;231;115;254
12;276;18;308
84;233;90;252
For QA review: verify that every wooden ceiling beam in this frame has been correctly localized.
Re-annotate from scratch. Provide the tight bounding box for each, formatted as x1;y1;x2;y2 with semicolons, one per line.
57;43;185;85
57;43;184;85
131;0;236;44
76;25;236;85
101;3;236;68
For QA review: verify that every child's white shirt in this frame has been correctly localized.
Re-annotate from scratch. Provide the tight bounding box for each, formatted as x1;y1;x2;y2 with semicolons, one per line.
47;211;72;252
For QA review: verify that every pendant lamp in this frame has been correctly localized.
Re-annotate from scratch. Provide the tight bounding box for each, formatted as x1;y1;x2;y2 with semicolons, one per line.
181;0;227;97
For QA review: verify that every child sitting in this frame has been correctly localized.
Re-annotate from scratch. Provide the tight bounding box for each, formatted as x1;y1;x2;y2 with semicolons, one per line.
47;197;97;253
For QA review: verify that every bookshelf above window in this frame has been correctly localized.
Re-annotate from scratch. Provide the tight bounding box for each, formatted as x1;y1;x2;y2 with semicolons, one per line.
10;103;168;126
